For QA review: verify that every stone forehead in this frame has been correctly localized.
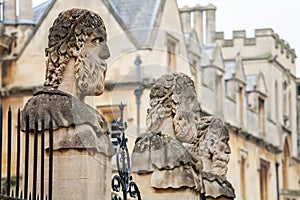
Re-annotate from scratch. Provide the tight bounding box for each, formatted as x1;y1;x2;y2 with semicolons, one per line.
207;118;229;138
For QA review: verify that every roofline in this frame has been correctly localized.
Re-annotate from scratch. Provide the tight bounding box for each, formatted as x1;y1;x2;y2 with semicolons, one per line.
148;0;166;48
225;77;246;85
229;125;281;154
246;90;268;97
201;64;225;73
245;56;297;80
102;0;140;49
16;0;57;60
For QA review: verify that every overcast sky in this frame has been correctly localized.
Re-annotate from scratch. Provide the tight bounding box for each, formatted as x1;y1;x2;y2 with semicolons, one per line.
33;0;300;77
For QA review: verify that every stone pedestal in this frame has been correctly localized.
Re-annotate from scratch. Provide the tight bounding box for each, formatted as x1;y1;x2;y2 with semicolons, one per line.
133;173;201;200
51;149;111;200
206;197;232;200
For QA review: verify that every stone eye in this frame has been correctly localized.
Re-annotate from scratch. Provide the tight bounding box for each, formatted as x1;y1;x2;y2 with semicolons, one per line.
92;37;104;45
93;38;100;44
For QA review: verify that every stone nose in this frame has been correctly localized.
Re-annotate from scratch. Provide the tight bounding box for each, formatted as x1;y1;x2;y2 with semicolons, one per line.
225;144;231;154
100;43;110;59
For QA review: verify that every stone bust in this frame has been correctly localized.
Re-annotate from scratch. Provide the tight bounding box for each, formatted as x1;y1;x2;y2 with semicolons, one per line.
132;72;235;199
132;72;206;194
200;118;231;178
22;8;114;156
199;118;235;199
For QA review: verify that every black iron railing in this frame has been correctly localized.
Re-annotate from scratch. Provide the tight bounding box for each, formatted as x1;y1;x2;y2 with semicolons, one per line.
0;104;53;200
111;103;141;200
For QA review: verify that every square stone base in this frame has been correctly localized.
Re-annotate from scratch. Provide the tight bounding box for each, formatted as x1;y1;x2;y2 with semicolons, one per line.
132;173;200;200
50;149;112;200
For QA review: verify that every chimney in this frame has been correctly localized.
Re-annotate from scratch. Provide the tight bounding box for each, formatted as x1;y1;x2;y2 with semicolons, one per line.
18;0;34;24
3;0;17;24
205;4;216;43
179;6;191;33
193;5;204;44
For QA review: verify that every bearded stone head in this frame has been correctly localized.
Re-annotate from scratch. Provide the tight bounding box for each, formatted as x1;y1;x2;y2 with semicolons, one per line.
200;118;231;179
44;8;110;98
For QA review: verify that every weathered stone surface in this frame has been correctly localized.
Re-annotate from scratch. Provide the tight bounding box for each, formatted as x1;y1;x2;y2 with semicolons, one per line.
22;87;107;132
133;131;193;172
151;166;202;190
199;118;231;178
133;173;200;200
133;131;202;190
21;8;113;153
199;118;236;199
132;72;205;194
49;150;111;200
22;87;114;156
202;172;235;199
21;8;113;200
132;72;235;199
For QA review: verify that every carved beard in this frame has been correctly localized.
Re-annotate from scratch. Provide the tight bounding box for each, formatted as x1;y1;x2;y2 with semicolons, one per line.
76;52;107;97
210;150;230;179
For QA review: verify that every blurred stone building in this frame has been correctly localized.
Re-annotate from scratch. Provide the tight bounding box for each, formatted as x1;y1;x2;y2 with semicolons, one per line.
0;0;299;199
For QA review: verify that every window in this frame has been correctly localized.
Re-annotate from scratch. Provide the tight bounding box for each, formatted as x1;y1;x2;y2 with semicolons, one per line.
200;66;205;85
283;81;288;115
215;75;224;117
275;81;279;121
288;92;292;128
167;36;178;71
258;97;265;135
97;106;121;124
238;86;244;125
97;105;122;150
240;157;246;199
110;119;122;151
191;58;199;89
239;149;248;200
0;0;3;21
260;159;270;200
283;139;289;188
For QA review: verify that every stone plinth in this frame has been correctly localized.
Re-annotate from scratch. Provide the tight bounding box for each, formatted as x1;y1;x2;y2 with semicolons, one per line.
206;197;233;200
133;173;200;200
52;149;111;200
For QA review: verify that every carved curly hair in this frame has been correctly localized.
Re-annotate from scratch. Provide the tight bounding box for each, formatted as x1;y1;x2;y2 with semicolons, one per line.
44;8;107;88
146;72;203;143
